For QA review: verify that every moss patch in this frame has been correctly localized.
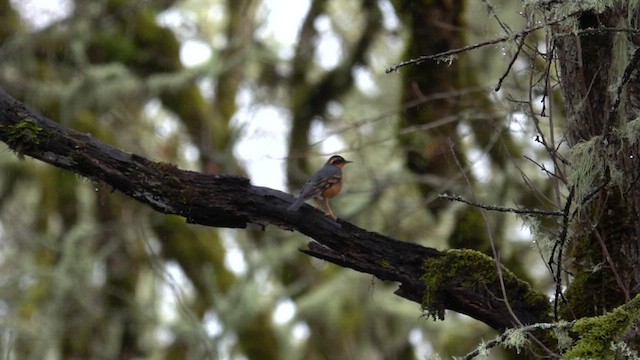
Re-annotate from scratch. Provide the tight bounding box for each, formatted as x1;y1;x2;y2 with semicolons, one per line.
421;249;550;322
0;117;44;158
565;295;640;358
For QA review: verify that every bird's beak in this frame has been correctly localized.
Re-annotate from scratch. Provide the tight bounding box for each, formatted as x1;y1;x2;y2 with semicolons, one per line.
345;159;353;163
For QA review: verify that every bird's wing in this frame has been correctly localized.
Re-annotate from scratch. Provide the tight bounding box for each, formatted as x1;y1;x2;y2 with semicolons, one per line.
298;165;341;200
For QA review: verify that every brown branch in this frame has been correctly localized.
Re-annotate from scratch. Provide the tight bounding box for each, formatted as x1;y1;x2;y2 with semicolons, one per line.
0;87;551;331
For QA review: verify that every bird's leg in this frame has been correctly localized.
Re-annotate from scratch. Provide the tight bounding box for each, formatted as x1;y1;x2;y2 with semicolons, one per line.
313;198;325;212
323;198;336;219
314;197;336;219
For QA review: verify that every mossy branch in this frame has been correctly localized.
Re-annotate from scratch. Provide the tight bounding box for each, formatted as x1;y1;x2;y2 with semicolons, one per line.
0;87;550;331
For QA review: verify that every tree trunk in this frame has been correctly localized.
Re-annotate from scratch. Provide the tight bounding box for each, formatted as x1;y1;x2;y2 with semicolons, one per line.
553;5;640;325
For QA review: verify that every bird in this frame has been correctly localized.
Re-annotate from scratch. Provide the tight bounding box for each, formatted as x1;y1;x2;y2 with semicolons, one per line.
287;155;352;219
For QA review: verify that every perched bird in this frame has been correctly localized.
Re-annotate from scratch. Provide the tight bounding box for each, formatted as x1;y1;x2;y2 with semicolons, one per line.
288;155;352;219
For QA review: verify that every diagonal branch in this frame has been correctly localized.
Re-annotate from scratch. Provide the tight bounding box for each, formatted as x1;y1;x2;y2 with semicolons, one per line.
0;87;550;331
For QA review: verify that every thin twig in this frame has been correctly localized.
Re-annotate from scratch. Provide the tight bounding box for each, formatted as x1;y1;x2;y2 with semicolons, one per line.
440;194;563;216
481;0;512;34
540;41;555;117
385;10;581;73
495;33;527;91
523;155;565;182
552;186;574;321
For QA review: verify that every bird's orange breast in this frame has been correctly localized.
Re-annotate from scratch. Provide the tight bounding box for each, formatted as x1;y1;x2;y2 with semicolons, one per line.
321;176;344;199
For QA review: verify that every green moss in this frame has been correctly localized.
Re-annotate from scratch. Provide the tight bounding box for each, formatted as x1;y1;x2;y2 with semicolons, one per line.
422;249;493;319
421;249;550;322
565;295;640;358
0;117;44;157
376;259;391;268
423;250;492;314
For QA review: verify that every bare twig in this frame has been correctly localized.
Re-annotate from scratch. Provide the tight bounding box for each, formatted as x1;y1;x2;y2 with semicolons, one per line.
540;41;555;117
523;155;565;182
385;10;581;73
495;34;527;91
481;0;512;35
386;35;513;73
440;194;563;216
551;186;574;321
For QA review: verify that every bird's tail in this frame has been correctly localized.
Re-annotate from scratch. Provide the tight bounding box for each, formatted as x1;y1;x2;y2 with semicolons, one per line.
287;197;305;211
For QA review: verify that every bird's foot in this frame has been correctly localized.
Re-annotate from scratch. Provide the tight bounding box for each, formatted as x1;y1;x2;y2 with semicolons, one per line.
324;211;337;220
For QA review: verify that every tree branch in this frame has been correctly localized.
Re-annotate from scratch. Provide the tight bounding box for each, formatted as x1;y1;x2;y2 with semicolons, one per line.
0;87;550;331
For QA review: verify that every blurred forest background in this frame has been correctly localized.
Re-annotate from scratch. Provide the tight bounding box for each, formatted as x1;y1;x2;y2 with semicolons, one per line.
0;0;631;359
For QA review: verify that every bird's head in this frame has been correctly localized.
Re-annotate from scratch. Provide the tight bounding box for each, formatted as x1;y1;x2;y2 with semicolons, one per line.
327;155;352;169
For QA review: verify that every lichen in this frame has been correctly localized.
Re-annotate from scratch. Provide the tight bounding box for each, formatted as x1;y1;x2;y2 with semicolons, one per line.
568;137;624;209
